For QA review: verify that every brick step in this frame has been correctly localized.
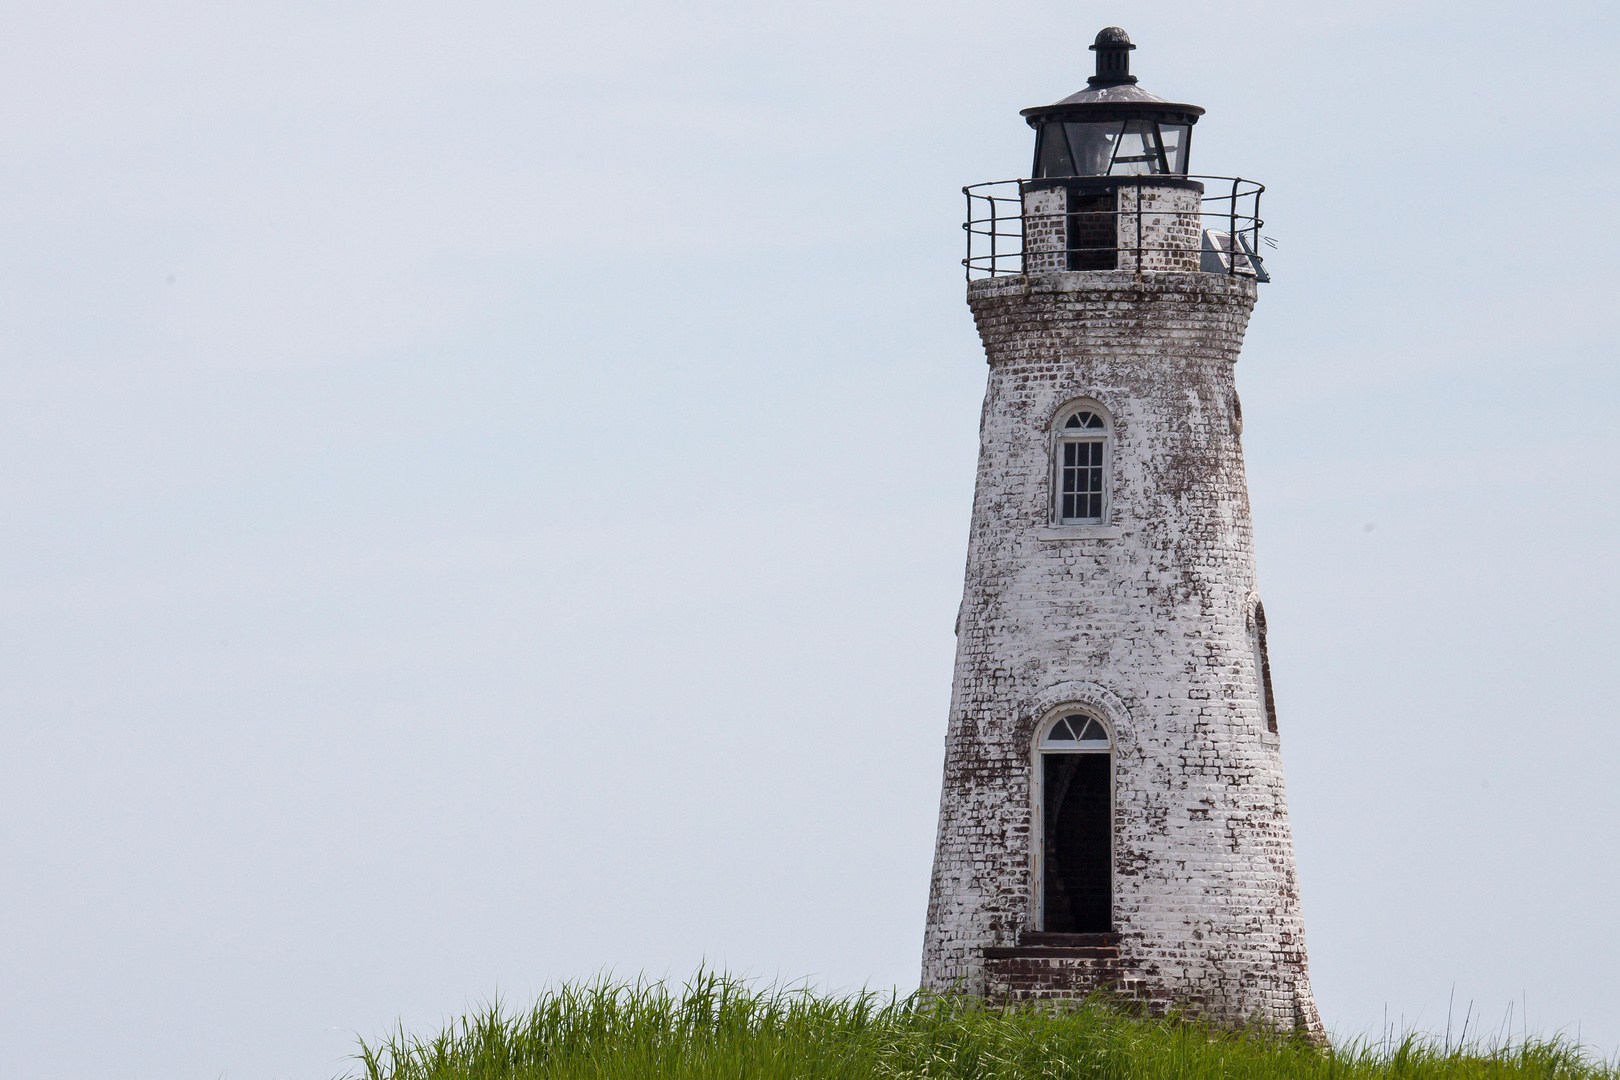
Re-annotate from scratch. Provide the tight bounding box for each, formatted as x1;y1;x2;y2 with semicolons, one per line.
982;934;1140;1004
1018;932;1120;948
983;946;1118;959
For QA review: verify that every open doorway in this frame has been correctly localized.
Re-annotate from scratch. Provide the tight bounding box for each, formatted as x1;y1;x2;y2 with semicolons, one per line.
1037;713;1112;933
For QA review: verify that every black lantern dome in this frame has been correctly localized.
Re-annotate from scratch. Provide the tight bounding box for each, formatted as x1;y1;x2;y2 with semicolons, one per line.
1022;28;1204;178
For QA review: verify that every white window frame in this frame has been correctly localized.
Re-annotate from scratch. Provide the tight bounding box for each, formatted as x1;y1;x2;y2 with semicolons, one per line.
1030;706;1115;934
1050;401;1113;529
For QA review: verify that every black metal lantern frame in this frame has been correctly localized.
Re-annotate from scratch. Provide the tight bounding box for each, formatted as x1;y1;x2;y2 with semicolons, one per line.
1031;115;1196;178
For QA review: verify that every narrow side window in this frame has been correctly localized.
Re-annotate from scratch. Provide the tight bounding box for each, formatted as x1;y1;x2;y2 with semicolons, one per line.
1054;407;1109;524
1252;602;1279;734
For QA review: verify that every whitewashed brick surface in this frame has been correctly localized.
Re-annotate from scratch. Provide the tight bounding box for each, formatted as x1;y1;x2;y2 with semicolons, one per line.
921;270;1322;1037
1020;188;1068;274
1114;186;1202;272
1020;184;1202;273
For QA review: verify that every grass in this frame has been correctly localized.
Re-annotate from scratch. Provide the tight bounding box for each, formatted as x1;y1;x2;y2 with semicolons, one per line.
352;972;1616;1080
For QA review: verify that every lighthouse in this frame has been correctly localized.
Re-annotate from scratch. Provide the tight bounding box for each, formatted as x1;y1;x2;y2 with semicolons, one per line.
921;28;1321;1035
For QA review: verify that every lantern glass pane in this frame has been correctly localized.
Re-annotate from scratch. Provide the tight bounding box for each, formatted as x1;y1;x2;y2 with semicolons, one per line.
1109;119;1164;175
1064;121;1123;175
1037;123;1075;177
1158;124;1190;174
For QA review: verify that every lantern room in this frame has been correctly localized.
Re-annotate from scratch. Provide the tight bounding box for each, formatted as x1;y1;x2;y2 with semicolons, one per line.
962;27;1268;280
1022;27;1204;178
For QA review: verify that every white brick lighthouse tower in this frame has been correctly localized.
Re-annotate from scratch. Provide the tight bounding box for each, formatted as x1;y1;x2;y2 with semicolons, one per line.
921;28;1321;1036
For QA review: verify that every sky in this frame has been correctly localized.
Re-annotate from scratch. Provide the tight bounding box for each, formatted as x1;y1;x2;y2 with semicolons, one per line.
1;1;1617;1076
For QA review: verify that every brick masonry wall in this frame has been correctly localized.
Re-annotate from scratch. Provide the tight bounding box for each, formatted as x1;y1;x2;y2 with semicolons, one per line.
1022;188;1067;274
1115;186;1202;273
921;270;1322;1037
1021;185;1202;274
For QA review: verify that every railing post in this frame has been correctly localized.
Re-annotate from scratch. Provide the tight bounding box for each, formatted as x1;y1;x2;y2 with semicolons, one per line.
989;190;999;277
1228;178;1239;276
1252;186;1263;273
1135;184;1143;272
1019;186;1028;276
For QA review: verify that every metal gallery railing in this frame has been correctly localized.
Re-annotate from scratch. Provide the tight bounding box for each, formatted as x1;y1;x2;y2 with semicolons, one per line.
963;175;1268;281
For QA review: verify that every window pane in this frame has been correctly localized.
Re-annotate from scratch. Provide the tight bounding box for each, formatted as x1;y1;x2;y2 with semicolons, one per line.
1086;413;1104;429
1064;122;1123;175
1158;124;1190;174
1060;435;1106;522
1037;123;1075;177
1109;119;1163;175
1079;720;1106;741
1049;719;1075;741
1065;413;1083;428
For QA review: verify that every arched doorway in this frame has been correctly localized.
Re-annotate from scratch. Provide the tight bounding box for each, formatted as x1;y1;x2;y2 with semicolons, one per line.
1036;711;1113;933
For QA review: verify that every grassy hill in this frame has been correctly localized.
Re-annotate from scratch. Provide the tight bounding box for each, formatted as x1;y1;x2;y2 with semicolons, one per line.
353;974;1614;1080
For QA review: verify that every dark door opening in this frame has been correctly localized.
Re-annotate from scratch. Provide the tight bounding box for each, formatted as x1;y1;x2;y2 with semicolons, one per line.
1066;189;1116;271
1041;753;1112;932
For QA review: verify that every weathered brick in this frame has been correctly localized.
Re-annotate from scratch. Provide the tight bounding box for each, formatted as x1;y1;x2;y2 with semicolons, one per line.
921;269;1321;1038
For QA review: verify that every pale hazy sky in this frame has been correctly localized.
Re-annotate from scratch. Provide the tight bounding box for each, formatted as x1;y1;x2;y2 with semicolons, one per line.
2;2;1618;1077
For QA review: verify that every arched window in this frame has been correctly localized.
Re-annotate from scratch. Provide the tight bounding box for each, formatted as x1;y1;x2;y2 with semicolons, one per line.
1035;710;1112;934
1250;601;1279;734
1040;713;1112;747
1054;406;1110;524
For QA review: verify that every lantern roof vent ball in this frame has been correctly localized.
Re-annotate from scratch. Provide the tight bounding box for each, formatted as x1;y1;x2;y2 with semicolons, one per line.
1088;27;1137;86
1020;27;1205;127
